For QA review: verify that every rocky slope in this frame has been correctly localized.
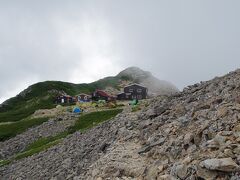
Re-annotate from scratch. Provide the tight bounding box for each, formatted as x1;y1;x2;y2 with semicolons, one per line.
1;69;240;179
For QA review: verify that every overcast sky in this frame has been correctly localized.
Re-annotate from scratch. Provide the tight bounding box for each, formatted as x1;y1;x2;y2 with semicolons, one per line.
0;0;240;103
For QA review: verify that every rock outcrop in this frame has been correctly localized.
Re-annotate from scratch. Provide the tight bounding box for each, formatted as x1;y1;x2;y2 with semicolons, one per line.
200;158;240;172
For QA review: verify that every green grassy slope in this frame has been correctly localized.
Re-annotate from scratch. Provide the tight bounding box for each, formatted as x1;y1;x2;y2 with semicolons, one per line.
0;75;131;123
0;117;49;141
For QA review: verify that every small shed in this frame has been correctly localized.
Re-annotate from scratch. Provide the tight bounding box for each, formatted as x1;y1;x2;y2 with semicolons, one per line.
117;83;148;100
117;92;126;100
55;95;76;104
76;93;91;102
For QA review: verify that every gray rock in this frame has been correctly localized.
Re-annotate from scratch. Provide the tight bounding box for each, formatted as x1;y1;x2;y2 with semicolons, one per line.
150;138;166;147
138;138;166;154
184;133;194;145
138;145;152;154
196;165;218;180
99;142;109;152
62;158;72;169
200;158;240;172
158;174;177;180
153;105;169;116
171;163;188;179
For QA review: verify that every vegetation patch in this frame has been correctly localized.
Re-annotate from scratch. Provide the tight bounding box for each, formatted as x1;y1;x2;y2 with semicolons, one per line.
0;117;49;141
0;140;61;167
15;139;61;160
68;109;123;133
25;131;68;151
0;159;11;167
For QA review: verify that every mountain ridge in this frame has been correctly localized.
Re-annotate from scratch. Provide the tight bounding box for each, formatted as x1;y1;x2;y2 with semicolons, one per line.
0;67;178;122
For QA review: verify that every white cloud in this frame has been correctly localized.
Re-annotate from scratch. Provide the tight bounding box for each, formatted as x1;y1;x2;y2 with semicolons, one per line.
54;12;123;83
1;0;240;103
0;76;39;103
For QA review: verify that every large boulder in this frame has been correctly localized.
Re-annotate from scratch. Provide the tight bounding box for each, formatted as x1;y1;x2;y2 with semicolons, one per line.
200;158;240;172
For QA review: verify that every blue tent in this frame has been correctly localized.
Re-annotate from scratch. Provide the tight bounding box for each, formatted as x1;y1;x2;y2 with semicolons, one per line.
73;107;81;113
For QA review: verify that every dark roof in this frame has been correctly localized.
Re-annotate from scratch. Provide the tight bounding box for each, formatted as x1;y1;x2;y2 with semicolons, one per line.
124;83;147;89
95;89;111;97
58;95;72;98
117;92;125;95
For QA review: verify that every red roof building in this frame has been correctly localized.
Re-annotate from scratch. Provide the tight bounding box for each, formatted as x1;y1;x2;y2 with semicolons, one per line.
92;89;115;101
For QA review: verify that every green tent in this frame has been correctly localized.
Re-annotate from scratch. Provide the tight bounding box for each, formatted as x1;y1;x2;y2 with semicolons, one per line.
130;99;138;106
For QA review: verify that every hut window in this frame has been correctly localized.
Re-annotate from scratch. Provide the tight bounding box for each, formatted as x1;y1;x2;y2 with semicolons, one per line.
137;89;142;93
129;88;133;92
